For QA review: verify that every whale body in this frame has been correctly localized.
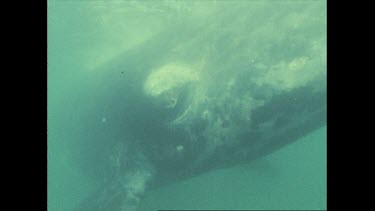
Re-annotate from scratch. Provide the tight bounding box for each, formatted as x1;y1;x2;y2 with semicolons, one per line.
57;2;328;211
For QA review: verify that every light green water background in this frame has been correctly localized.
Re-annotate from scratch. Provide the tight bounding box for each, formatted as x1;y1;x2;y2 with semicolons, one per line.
48;1;326;210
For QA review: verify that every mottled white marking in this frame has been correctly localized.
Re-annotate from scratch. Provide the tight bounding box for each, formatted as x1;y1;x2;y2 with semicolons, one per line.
176;145;184;151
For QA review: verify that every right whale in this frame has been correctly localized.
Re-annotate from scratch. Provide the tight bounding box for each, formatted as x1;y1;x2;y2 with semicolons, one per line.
69;4;326;211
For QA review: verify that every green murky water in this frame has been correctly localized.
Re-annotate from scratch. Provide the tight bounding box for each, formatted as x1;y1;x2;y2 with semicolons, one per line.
48;1;326;210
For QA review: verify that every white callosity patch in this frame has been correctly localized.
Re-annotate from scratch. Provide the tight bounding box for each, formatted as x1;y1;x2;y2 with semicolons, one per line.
144;63;200;109
255;57;309;91
119;169;153;211
144;63;199;97
123;171;149;196
255;38;326;92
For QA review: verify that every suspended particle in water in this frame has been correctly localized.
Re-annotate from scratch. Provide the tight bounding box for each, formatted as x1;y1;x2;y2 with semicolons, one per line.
176;145;184;151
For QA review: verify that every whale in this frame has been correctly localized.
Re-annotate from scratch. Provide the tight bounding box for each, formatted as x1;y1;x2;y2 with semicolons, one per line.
61;7;327;211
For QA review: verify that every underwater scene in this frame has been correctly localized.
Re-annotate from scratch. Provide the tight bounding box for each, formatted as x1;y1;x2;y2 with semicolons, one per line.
47;0;327;210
